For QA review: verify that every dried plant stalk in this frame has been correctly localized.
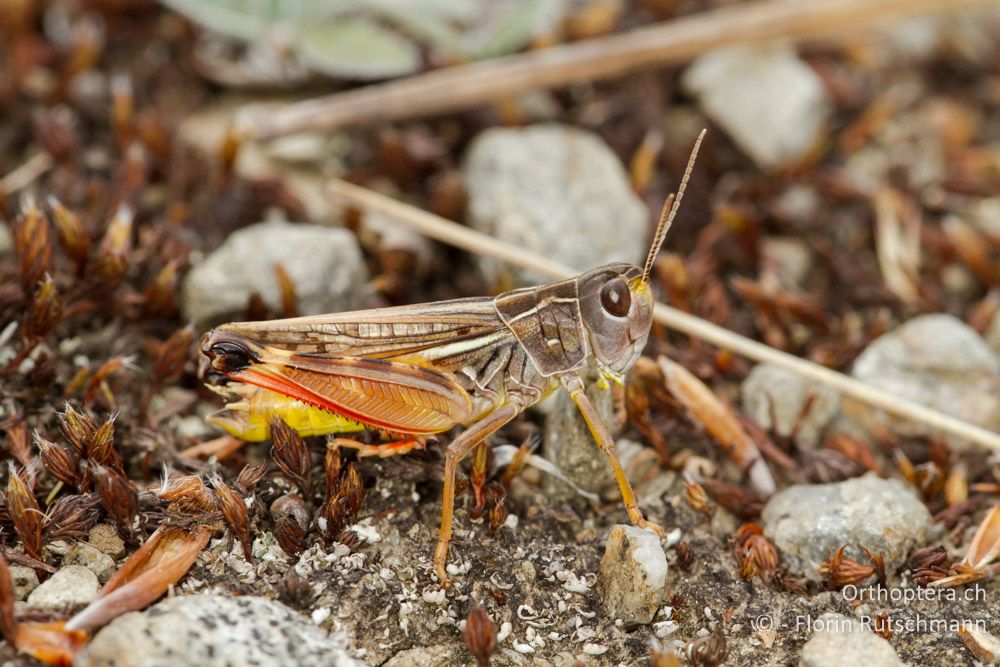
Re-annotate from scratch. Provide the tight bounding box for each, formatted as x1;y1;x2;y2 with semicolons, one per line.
244;0;990;139
326;179;1000;454
658;356;775;496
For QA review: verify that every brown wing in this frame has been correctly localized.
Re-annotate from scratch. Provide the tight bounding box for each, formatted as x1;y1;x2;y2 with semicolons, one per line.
225;341;474;435
214;297;510;367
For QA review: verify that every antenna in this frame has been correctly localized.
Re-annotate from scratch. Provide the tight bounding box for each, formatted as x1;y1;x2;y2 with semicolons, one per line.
641;129;706;283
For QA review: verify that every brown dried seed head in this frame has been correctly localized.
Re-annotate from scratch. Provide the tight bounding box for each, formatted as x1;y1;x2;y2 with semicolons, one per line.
687;627;728;667
341;464;365;518
143;260;179;318
323;495;347;537
60;404;98;456
84;415;116;465
157;474;218;514
22;275;61;343
676;542;694;570
464;606;497;667
872;611;893;641
33;107;80;161
273;263;298;318
7;463;43;560
85;356;133;405
13;195;53;294
48;196;90;269
823;432;879;474
270;417;311;495
337;529;360;551
271;493;309;556
92;204;133;282
700;478;763;520
820;546;876;588
92;463;138;532
212;478;252;562
0;554;14;646
324;443;341;498
154;326;194;384
4;416;33;469
908;544;950;571
684;480;711;515
235;463;268;492
945;462;969;508
219;126;242;177
36;434;80;486
110;73;134;146
864;547;887;585
43;493;102;541
487;500;507;535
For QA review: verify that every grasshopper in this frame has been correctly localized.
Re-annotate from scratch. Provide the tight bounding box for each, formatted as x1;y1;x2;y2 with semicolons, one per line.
201;132;704;584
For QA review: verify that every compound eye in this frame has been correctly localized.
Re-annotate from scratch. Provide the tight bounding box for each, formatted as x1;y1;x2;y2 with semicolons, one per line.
600;278;631;317
209;341;253;371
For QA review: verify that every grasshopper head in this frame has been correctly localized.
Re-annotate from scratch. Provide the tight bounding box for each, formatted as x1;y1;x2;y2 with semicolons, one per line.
578;264;653;377
580;129;704;379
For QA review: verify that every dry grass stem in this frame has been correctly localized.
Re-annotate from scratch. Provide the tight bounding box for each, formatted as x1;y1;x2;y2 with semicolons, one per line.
243;0;990;139
327;179;1000;454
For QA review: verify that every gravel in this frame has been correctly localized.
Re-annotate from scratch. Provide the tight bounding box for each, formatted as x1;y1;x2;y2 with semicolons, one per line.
181;219;370;324
742;363;841;449
683;43;830;170
798;613;904;667
25;565;99;611
463;124;648;287
64;542;116;583
849;314;1000;449
84;594;363;667
599;524;668;626
88;523;126;559
8;565;39;601
761;473;931;581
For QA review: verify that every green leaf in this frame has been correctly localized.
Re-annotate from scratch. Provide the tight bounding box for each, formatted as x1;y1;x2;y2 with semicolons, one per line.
161;0;310;41
296;15;422;80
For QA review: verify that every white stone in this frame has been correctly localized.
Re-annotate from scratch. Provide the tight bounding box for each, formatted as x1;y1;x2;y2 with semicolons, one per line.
762;474;931;581
463;124;647;287
84;594;362;667
64;542;116;583
599;525;667;626
799;613;904;667
9;565;39;601
181;220;369;324
850;314;1000;449
742;363;840;448
683;43;830;170
26;565;99;611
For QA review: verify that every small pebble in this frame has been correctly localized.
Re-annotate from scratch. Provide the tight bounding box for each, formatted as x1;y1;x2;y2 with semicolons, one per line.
463;124;647;287
65;542;116;583
762;473;930;580
9;565;39;601
799;613;904;667
84;594;362;667
26;565;99;611
181;220;370;324
599;524;668;626
683;43;830;170
88;524;125;559
742;363;841;449
850;314;1000;449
